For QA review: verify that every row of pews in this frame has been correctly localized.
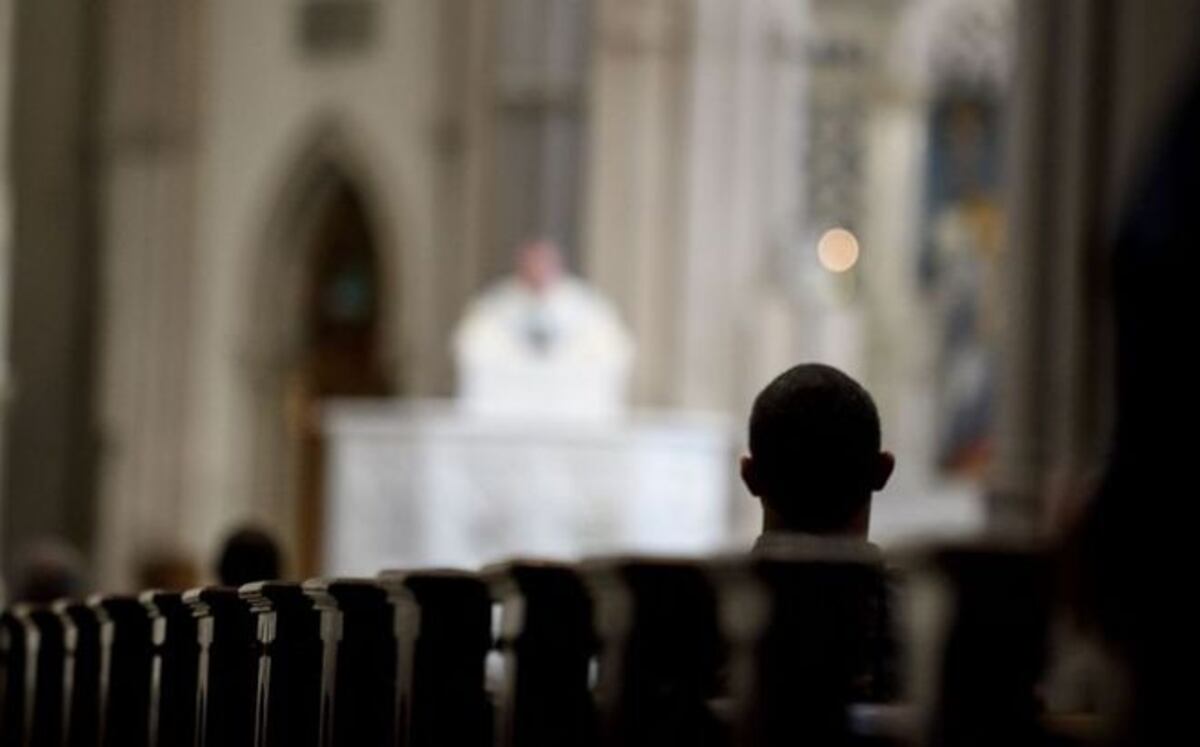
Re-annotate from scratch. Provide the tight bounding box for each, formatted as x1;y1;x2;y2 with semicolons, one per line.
1;545;1056;747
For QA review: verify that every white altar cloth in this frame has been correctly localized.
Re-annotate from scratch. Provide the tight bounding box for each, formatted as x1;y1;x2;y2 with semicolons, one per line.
322;401;735;574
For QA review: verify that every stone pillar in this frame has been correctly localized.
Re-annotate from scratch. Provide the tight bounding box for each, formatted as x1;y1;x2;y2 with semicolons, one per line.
91;1;204;587
421;0;500;397
0;0;14;563
859;83;929;490
585;0;808;413
992;0;1200;535
675;0;808;414
584;0;693;406
3;0;103;569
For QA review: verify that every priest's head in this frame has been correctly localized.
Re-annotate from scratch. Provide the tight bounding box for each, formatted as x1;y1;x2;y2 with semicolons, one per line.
742;363;894;539
516;238;564;294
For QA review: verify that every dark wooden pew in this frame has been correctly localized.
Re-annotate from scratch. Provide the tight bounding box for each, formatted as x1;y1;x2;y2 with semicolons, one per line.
55;601;103;747
91;595;154;747
18;605;70;747
303;579;397;747
910;544;1051;747
141;591;199;747
185;587;257;747
380;569;492;747
488;561;598;747
586;558;727;747
0;608;33;747
732;551;894;747
240;582;330;747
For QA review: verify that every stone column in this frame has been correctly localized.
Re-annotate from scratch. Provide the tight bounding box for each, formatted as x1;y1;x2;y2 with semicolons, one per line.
585;0;809;414
859;84;929;490
992;0;1200;535
584;0;693;406
91;1;204;588
420;0;500;397
0;0;14;563
3;0;103;570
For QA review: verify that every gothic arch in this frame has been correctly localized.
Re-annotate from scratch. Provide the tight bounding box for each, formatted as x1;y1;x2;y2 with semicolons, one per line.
244;117;402;573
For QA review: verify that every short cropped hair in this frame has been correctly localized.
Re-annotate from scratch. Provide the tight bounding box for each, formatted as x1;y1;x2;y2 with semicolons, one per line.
748;363;882;532
216;527;282;587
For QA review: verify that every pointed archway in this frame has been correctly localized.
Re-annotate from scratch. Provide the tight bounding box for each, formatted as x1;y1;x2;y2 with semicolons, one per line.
246;123;400;577
288;178;390;574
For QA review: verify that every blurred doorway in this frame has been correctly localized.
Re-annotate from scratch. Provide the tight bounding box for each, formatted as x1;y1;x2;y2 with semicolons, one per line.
287;179;390;575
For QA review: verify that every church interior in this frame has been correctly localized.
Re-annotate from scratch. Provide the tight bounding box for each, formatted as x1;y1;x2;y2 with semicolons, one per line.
0;1;1196;745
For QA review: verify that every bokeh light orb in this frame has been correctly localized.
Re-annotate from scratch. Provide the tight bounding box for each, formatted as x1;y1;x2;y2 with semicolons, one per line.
816;227;860;273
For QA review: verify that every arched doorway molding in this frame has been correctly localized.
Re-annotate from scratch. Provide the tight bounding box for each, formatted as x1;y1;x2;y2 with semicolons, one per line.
242;115;404;572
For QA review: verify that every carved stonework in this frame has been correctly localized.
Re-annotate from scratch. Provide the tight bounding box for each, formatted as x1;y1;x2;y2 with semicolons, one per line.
892;0;1015;96
929;0;1013;93
799;1;906;243
806;95;867;233
808;0;905;75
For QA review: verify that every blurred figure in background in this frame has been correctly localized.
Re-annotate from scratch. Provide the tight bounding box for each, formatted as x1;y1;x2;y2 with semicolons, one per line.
453;238;634;420
136;549;200;592
216;526;283;587
8;538;88;604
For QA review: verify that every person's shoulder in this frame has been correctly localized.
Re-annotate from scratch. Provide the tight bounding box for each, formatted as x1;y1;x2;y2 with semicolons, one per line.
558;276;625;317
454;279;520;349
752;532;888;566
481;277;523;302
462;278;523;315
558;275;602;299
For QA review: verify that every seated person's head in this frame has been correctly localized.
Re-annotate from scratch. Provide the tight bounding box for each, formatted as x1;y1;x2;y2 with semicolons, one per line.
137;549;200;592
742;363;893;538
216;526;282;587
10;538;87;604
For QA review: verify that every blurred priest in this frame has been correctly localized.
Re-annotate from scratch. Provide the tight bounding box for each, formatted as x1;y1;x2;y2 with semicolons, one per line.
453;238;634;420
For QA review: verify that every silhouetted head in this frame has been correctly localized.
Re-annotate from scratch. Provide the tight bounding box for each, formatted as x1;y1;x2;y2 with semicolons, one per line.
515;238;564;294
216;527;282;587
742;363;893;537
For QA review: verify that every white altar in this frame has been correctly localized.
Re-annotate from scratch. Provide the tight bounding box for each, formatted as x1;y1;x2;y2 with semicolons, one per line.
321;401;736;575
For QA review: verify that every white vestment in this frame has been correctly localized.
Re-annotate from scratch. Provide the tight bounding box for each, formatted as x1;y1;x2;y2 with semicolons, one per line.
453;277;634;419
